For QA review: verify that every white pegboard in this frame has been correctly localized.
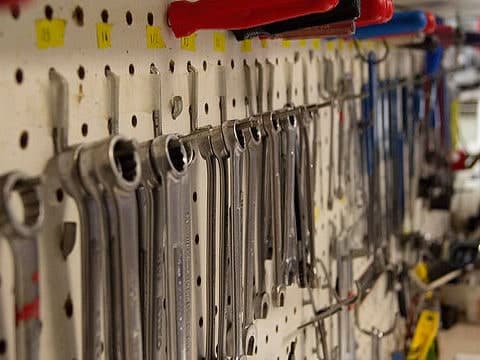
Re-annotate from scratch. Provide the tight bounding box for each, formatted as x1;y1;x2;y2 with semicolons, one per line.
0;2;427;359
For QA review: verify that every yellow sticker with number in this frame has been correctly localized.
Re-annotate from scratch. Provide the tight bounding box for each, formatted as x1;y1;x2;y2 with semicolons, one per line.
96;22;112;49
312;39;320;49
337;39;344;51
299;39;307;47
213;32;226;52
261;39;268;48
326;40;336;51
181;34;196;51
241;39;252;53
35;19;66;49
282;39;291;48
146;25;166;49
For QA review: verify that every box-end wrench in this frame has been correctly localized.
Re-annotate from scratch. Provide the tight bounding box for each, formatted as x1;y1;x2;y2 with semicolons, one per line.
79;136;143;359
242;125;262;355
222;120;247;358
280;112;299;286
262;113;287;308
150;134;193;360
0;172;43;360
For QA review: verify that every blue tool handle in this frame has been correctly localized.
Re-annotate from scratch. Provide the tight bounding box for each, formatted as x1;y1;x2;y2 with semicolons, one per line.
354;10;427;40
361;84;373;176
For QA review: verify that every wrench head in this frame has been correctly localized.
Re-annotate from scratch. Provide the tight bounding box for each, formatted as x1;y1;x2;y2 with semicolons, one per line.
271;285;286;308
243;325;257;356
254;292;270;319
0;171;43;238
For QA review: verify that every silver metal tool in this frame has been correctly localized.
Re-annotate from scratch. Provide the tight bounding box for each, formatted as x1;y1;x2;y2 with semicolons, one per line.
355;311;398;360
222;120;247;358
150;134;193;360
263;112;287;308
280;112;299;286
0;172;43;360
243;125;262;355
79;136;143;360
210;126;230;360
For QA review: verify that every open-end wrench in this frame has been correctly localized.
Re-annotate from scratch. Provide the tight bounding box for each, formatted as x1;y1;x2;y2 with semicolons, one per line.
79;136;143;360
242;124;262;355
0;172;43;360
150;134;192;360
262;113;287;307
280;112;298;286
222;120;247;358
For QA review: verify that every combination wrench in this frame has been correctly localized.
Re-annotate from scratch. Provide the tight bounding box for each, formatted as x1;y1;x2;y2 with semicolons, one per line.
0;172;43;360
150;134;193;360
280;112;299;286
262;113;287;307
242;124;262;355
222;120;247;358
78;136;143;359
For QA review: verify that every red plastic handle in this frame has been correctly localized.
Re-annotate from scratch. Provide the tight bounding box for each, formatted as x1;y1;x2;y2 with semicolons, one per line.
423;12;436;34
168;0;340;38
356;0;394;27
275;21;355;39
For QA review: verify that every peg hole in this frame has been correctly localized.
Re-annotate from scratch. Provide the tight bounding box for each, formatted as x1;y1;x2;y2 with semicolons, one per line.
101;9;108;23
202;60;207;71
147;12;154;26
131;115;137;128
56;188;64;203
232;98;236;107
19;131;28;149
169;60;175;73
193;191;197;202
196;276;201;286
227;295;231;306
10;4;20;19
199;317;203;328
64;295;73;318
204;103;209;114
15;68;23;84
275;325;279;333
76;66;86;80
72;6;84;26
276;91;280;99
230;59;235;69
45;4;53;20
81;123;88;137
265;335;268;344
125;10;133;25
0;339;6;354
129;64;135;75
195;234;199;245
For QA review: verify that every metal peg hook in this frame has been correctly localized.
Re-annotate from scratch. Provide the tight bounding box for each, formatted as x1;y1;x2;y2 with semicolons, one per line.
49;68;69;154
105;68;120;135
150;63;162;137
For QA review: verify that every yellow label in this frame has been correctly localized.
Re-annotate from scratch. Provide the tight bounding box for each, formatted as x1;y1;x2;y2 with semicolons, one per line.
407;310;439;360
312;39;320;49
337;39;344;51
326;40;336;51
347;40;354;50
146;25;166;49
314;206;320;223
241;39;252;53
299;39;307;47
414;261;429;283
282;39;291;48
261;39;268;48
213;32;226;52
96;22;112;49
35;19;66;49
181;34;196;51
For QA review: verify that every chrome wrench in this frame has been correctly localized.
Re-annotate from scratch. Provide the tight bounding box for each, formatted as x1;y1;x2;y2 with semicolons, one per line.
150;135;193;360
222;120;247;358
242;125;262;355
263;113;287;307
280;112;299;286
79;136;143;360
0;172;43;360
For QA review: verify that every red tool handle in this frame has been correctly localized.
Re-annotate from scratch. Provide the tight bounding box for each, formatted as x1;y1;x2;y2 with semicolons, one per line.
356;0;394;27
423;12;436;34
168;0;340;38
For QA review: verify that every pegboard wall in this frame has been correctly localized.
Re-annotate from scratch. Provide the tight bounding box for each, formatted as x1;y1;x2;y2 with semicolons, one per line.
0;1;429;359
